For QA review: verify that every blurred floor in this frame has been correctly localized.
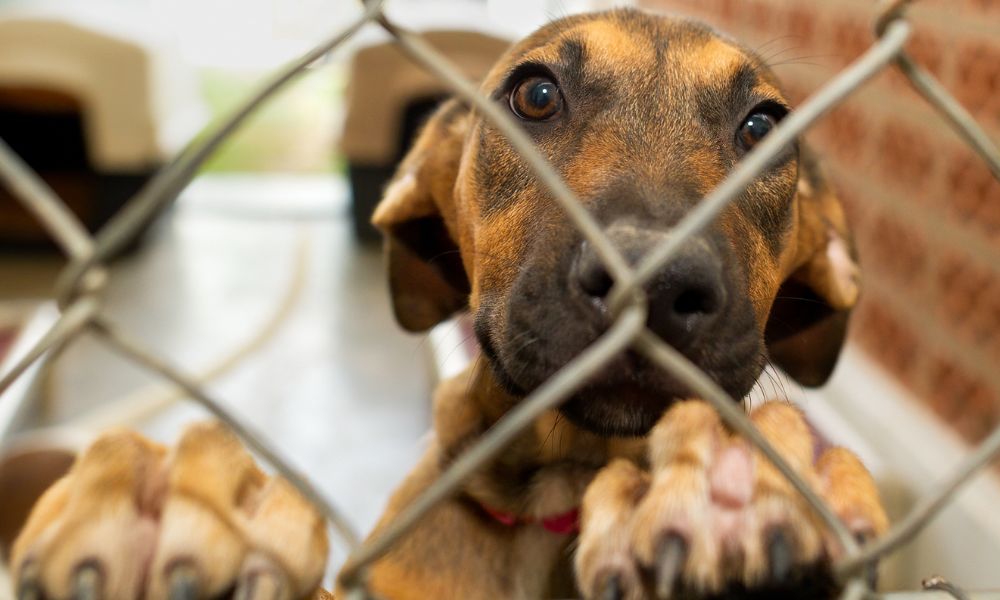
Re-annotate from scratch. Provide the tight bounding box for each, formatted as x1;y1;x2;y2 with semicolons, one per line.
0;174;433;567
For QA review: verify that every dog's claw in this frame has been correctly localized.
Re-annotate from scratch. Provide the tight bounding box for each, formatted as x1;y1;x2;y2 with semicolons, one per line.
854;530;879;589
71;563;103;600
234;570;291;600
16;583;42;600
166;563;199;600
767;529;794;582
654;534;687;599
16;562;43;600
17;581;42;600
596;573;623;600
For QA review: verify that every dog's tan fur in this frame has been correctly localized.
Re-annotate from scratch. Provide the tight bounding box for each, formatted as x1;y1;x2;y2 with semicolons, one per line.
12;9;886;600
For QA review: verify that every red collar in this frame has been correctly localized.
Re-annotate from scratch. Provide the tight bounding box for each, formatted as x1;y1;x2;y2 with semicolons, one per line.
479;503;580;535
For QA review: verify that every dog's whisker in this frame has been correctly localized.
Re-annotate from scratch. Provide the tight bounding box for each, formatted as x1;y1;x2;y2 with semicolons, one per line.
767;53;838;69
544;0;569;24
753;34;804;55
774;295;832;306
773;358;803;403
759;44;805;65
463;354;486;405
761;354;796;404
427;248;503;264
770;60;827;69
757;353;778;401
413;316;463;357
766;367;784;402
440;330;480;371
511;337;539;356
748;380;765;412
540;411;563;456
504;331;540;366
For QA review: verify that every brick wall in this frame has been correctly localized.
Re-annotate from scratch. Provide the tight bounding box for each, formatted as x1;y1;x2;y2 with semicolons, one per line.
640;0;1000;445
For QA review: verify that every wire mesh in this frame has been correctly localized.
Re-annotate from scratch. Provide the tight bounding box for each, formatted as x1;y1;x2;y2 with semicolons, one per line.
0;0;998;597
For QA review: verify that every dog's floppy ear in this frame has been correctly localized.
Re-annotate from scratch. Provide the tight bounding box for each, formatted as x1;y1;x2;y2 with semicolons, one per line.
765;153;860;386
372;100;472;332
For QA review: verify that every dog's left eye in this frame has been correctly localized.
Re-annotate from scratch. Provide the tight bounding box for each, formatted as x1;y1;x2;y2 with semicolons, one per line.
737;112;778;150
736;103;788;151
510;76;563;121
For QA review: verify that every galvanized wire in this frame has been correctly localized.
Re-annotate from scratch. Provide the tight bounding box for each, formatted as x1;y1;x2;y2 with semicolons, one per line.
0;297;100;397
923;576;974;600
0;138;93;259
0;0;998;597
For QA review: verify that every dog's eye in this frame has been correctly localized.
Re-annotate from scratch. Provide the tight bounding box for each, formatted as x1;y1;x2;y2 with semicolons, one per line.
736;104;787;151
510;76;563;121
737;113;777;150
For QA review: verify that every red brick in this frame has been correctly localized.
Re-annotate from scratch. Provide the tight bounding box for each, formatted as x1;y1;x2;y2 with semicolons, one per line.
927;356;1000;443
936;252;1000;362
860;211;928;284
835;181;871;232
943;148;1000;245
743;0;777;33
785;5;816;42
830;16;873;67
851;298;922;385
876;120;936;193
808;100;874;171
966;0;1000;13
953;41;1000;128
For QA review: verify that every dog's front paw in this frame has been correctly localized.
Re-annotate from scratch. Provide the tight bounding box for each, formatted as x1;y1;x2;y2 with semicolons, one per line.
575;401;887;600
10;422;329;600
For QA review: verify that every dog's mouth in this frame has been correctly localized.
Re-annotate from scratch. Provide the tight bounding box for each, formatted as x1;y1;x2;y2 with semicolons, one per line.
558;346;762;437
480;327;764;438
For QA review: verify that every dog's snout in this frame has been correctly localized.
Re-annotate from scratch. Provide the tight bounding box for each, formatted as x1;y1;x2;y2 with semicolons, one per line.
574;231;728;347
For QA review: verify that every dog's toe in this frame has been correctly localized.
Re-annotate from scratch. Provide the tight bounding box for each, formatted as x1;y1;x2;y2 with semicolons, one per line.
11;423;329;600
575;459;649;600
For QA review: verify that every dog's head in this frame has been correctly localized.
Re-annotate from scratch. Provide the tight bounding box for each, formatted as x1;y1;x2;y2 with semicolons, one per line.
373;9;859;437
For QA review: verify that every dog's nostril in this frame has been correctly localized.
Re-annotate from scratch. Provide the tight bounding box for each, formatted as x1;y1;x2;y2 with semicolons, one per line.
673;288;718;315
579;269;613;299
645;242;729;347
576;250;615;299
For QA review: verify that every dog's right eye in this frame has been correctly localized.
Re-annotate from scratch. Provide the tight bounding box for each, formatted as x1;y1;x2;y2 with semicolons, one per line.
510;76;563;121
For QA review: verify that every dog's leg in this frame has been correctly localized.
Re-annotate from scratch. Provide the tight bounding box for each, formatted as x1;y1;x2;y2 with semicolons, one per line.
575;401;887;599
11;423;328;599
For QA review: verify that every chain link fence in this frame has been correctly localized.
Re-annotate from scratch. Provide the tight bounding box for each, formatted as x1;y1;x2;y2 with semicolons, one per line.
0;0;998;598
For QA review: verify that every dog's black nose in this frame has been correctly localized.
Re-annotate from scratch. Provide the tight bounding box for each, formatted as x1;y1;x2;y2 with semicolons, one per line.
574;231;728;348
644;241;727;347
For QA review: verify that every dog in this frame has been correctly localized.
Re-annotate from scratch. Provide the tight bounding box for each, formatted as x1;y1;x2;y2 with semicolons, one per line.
10;8;887;599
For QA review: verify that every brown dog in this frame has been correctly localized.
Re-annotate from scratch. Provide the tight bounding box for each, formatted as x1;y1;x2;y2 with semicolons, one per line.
10;9;887;600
